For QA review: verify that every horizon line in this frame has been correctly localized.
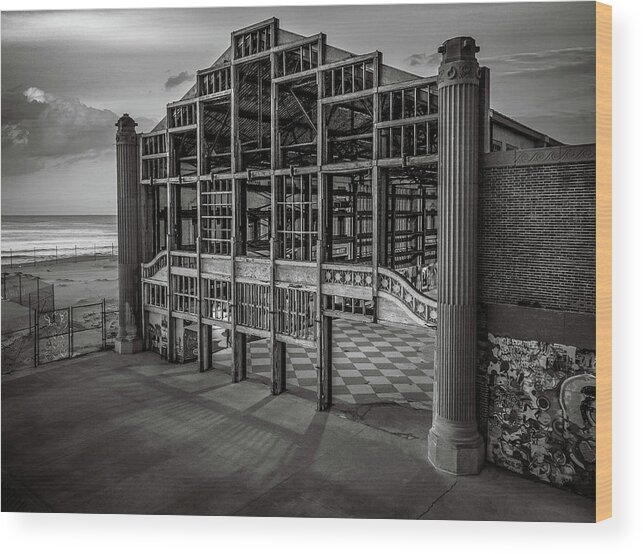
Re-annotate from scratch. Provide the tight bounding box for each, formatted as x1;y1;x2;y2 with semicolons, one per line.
2;214;118;217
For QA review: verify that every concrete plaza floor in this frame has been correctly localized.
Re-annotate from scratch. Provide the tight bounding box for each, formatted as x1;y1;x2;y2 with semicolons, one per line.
2;350;594;521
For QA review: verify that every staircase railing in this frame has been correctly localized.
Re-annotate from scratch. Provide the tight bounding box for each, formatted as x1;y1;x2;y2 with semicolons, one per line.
142;250;167;279
377;266;437;327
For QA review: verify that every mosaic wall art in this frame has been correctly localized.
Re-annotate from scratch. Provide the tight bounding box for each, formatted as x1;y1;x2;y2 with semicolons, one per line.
147;313;168;358
482;333;596;497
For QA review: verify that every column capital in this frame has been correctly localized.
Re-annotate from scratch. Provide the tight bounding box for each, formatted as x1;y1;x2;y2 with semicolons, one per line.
115;113;138;145
437;37;480;87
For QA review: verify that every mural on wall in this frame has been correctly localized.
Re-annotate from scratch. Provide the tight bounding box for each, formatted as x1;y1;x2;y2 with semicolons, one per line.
173;319;199;363
147;313;168;358
482;333;596;497
183;325;198;362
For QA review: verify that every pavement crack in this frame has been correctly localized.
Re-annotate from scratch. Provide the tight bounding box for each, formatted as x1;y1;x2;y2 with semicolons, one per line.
335;403;422;440
417;480;457;519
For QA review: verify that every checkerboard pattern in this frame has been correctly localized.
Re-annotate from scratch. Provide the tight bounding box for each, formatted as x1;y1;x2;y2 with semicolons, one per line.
238;320;435;411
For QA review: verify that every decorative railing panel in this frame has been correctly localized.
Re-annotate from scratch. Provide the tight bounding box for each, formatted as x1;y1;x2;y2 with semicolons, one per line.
322;264;373;288
377;267;437;326
142;251;167;279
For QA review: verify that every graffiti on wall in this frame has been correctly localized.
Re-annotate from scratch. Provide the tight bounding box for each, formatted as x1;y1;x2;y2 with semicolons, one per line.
147;313;168;358
183;325;198;362
483;333;596;497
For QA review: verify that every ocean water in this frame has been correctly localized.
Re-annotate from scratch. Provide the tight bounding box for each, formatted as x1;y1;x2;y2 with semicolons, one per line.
1;215;118;265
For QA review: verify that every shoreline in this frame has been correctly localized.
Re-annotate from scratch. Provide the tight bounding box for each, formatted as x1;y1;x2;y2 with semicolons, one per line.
1;252;117;271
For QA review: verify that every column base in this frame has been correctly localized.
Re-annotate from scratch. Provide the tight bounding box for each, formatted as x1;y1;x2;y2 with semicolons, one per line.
115;337;142;355
428;417;485;475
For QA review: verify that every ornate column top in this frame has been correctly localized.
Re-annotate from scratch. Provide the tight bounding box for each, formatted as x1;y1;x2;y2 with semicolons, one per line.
437;36;480;87
115;113;138;144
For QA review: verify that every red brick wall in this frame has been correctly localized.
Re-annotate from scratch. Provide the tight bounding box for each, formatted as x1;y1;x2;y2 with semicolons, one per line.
478;159;596;314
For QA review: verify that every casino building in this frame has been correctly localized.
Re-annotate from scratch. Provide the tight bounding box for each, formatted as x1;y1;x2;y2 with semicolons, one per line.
115;19;596;490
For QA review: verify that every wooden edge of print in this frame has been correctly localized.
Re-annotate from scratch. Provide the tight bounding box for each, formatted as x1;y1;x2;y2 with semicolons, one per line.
595;0;612;523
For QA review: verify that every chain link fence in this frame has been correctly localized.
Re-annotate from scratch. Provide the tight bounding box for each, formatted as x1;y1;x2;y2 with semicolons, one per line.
35;301;119;366
2;271;119;374
1;324;36;372
2;272;55;313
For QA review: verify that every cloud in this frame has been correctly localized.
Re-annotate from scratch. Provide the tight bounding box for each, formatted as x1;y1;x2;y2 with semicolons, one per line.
165;71;194;90
23;86;56;104
404;47;595;77
405;52;442;69
2;123;29;147
1;86;121;177
483;47;595;77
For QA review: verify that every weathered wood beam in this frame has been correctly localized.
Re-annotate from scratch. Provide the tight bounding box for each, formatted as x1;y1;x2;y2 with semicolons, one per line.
288;88;317;132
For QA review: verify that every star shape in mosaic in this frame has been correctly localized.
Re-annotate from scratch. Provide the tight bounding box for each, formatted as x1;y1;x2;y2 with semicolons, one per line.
523;405;538;421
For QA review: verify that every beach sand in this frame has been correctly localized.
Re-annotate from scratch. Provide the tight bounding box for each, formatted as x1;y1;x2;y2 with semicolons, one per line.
1;257;119;373
9;256;118;305
3;255;118;316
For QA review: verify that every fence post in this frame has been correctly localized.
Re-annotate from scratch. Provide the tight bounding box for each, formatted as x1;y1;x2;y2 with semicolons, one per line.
33;247;36;266
102;298;106;350
36;276;40;313
55;245;58;264
68;306;73;359
29;293;32;334
18;274;22;304
2;273;6;300
34;308;39;367
52;285;55;311
10;248;13;267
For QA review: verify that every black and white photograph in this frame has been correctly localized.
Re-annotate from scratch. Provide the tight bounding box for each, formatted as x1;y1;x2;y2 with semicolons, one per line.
1;0;613;534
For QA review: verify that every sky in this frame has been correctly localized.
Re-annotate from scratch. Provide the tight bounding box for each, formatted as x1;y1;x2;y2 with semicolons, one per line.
1;2;596;215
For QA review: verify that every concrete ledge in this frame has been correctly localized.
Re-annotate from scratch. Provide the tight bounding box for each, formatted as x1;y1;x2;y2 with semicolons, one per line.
115;338;143;355
482;302;595;350
481;143;596;168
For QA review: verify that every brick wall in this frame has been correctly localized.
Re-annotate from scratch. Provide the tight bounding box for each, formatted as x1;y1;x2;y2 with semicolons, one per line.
479;150;596;314
476;146;597;496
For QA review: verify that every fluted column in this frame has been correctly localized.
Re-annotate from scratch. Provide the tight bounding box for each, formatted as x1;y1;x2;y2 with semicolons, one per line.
115;114;143;354
428;37;485;475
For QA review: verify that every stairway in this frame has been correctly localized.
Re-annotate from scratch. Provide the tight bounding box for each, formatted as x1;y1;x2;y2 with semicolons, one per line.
376;267;437;328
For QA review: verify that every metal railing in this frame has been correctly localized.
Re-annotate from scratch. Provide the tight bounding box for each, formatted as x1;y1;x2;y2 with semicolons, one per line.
1;299;118;373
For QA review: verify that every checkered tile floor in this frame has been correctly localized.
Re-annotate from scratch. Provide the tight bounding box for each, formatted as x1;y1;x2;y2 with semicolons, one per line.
212;320;435;410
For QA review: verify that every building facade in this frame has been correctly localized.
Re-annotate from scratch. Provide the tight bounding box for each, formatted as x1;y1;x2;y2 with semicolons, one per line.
116;19;596;487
